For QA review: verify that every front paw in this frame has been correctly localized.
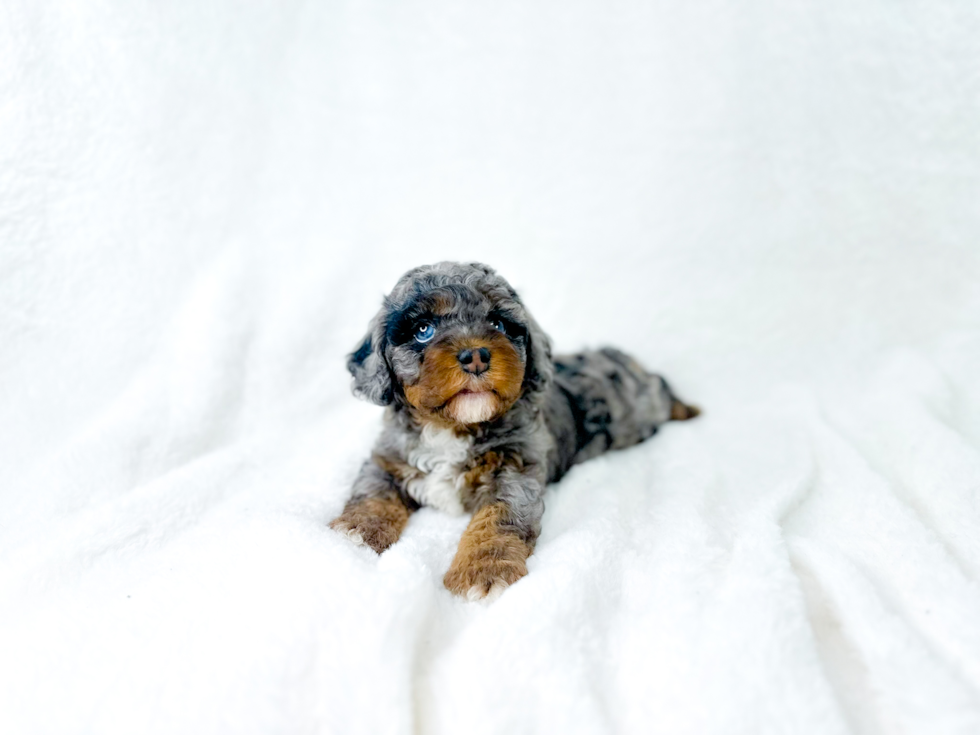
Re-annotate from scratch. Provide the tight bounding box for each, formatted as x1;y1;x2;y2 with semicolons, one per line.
444;530;531;601
329;496;409;554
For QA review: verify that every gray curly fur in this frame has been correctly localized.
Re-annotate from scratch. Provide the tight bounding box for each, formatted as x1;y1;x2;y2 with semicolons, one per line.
343;261;696;547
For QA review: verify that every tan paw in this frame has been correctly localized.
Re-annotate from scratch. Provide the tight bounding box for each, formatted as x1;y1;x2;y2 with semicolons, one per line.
443;505;532;601
328;496;410;554
444;546;529;600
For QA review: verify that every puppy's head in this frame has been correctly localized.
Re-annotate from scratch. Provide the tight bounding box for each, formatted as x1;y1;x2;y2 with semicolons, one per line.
348;262;552;426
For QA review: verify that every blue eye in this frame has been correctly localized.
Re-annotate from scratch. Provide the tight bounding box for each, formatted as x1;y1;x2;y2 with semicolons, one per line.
491;319;507;334
415;323;435;343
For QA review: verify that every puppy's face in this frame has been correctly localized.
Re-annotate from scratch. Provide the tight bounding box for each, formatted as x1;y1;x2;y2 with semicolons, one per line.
389;289;526;424
348;262;550;426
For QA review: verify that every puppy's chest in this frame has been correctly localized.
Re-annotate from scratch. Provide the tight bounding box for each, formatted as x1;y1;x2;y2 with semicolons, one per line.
402;426;474;515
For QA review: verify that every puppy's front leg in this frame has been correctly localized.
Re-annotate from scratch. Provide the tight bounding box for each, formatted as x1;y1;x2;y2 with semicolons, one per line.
329;460;414;554
444;472;544;601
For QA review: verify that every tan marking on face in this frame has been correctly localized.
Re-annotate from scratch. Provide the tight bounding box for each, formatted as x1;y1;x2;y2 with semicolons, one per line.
403;332;525;427
443;502;532;599
328;493;411;554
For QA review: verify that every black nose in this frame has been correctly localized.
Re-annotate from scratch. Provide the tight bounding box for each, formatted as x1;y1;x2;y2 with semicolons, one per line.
458;347;491;375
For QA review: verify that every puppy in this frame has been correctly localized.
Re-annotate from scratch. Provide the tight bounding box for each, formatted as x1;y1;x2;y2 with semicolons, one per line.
330;262;698;600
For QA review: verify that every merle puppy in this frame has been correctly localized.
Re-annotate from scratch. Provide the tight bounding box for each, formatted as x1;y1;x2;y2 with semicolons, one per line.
330;262;698;600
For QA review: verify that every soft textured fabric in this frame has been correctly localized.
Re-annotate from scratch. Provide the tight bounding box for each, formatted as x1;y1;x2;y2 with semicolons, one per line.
2;2;979;734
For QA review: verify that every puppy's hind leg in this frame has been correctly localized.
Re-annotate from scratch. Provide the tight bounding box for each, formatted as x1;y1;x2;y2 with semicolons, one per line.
669;395;701;421
658;376;700;421
595;347;700;427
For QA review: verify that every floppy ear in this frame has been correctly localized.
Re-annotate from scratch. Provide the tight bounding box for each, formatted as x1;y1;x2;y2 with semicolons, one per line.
521;311;554;397
347;311;393;406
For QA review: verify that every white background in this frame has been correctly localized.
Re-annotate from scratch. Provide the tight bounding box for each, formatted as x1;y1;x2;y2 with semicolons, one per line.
2;2;979;734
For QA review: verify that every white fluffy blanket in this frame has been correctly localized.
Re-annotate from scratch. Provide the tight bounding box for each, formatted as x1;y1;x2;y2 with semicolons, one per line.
2;2;979;733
